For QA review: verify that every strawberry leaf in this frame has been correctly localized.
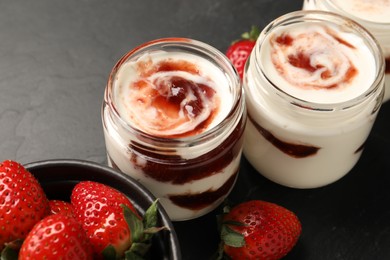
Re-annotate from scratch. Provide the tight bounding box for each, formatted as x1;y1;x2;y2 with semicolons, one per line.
102;244;117;260
143;200;158;235
122;204;144;243
241;25;260;41
124;250;144;260
143;200;168;240
220;224;245;248
122;200;168;259
144;226;167;234
222;204;231;214
129;242;151;257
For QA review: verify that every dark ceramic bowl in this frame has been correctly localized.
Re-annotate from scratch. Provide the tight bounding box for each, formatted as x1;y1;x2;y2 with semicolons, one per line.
24;159;181;260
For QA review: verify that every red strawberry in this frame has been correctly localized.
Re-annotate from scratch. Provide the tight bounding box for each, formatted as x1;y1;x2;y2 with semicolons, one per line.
49;200;75;217
71;181;165;259
19;214;93;260
0;160;50;250
226;26;260;79
219;200;301;260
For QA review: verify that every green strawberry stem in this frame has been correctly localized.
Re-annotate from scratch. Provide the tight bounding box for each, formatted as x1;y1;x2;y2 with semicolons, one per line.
123;205;144;243
143;200;159;240
214;221;246;260
213;203;246;260
230;25;260;45
220;224;245;248
124;250;145;260
128;242;151;258
241;25;260;41
102;245;117;260
123;199;168;260
101;200;168;260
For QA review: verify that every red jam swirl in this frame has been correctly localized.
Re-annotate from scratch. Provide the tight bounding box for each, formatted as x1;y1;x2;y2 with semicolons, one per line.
270;25;358;89
248;113;320;158
125;59;220;138
168;171;238;210
129;113;245;184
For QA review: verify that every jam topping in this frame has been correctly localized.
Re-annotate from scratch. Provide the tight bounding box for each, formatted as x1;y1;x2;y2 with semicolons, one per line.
248;113;320;158
168;170;238;210
129;114;245;184
354;141;365;154
270;25;358;90
119;58;221;138
110;152;239;210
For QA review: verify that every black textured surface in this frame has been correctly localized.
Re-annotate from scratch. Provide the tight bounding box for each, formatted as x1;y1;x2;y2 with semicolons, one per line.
1;1;390;259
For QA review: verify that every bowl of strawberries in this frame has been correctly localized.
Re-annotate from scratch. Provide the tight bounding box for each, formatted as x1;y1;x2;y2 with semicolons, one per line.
0;159;181;260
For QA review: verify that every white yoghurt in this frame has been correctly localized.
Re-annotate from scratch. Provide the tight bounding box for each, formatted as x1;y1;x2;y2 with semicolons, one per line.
330;0;390;24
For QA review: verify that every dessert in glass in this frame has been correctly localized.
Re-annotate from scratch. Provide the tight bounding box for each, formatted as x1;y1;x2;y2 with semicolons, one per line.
102;38;246;220
303;0;390;102
243;11;384;188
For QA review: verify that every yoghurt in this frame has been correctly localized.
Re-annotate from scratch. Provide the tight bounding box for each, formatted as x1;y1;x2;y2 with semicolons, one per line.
330;0;390;23
303;0;390;101
243;11;384;188
102;38;246;220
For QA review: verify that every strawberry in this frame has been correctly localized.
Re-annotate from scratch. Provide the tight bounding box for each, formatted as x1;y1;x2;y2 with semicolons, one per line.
71;181;166;259
218;200;301;260
19;214;93;260
49;200;75;217
226;26;260;79
0;160;50;251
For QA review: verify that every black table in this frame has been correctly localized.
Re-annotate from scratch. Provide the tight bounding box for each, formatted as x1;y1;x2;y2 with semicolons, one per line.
1;1;389;259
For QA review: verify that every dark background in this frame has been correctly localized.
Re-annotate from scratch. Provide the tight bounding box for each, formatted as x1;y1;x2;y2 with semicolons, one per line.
1;1;389;259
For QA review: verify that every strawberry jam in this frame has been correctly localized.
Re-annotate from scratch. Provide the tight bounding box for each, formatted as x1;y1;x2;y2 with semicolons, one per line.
272;29;358;90
129;59;220;138
247;113;320;158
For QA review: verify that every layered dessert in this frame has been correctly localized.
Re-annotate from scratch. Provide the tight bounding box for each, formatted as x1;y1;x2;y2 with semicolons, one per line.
244;12;384;188
102;39;245;220
303;0;390;101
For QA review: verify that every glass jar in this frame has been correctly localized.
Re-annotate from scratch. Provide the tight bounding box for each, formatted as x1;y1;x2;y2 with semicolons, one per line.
102;38;246;221
303;0;390;102
243;11;384;188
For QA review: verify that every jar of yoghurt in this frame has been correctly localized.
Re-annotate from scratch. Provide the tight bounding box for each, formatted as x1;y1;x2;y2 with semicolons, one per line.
303;0;390;102
243;11;384;188
102;38;246;220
